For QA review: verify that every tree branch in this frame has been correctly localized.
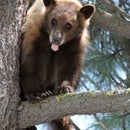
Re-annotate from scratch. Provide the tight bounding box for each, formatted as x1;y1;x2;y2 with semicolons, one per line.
18;89;130;128
91;8;130;39
93;114;109;130
96;0;130;19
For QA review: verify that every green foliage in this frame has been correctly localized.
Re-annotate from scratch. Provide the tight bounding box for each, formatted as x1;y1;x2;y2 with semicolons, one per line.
87;113;130;130
78;15;130;130
76;1;130;130
81;30;127;91
79;29;130;129
79;27;130;129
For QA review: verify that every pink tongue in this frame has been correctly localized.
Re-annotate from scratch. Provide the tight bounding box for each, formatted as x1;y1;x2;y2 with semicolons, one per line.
51;44;59;51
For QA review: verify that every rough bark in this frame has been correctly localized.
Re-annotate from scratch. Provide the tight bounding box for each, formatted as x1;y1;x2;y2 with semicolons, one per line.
91;8;130;39
0;0;29;129
18;90;130;128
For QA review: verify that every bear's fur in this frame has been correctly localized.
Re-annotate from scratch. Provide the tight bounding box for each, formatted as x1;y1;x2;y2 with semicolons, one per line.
20;0;95;129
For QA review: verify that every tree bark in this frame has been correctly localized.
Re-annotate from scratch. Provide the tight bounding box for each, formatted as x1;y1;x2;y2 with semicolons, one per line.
91;8;130;39
0;0;29;129
18;90;130;128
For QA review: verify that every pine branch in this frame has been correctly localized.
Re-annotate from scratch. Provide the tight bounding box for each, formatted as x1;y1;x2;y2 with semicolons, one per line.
93;114;109;130
18;89;130;128
91;8;130;39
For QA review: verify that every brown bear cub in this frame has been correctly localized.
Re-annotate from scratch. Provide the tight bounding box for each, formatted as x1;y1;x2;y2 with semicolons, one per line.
20;0;95;129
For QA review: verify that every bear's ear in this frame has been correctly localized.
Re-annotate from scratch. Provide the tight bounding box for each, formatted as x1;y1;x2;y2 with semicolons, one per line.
43;0;56;7
80;5;95;19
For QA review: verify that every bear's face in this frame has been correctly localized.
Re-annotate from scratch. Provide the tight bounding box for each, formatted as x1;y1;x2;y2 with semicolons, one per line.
47;2;80;51
43;0;95;51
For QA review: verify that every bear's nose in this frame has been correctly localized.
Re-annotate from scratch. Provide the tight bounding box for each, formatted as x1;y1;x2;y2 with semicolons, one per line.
52;36;61;43
52;31;62;44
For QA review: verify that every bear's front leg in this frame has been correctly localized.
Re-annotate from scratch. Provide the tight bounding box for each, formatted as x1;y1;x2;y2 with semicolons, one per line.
21;64;53;102
54;63;81;95
54;80;74;94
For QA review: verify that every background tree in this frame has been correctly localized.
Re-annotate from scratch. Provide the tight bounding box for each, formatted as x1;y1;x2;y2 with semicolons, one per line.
78;0;130;129
0;0;130;130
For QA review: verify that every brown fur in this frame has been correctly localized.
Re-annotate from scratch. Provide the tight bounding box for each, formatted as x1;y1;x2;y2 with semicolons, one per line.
20;0;95;129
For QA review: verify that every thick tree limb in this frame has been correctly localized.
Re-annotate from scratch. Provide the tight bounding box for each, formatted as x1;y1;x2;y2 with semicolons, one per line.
96;0;130;19
18;89;130;128
91;8;130;39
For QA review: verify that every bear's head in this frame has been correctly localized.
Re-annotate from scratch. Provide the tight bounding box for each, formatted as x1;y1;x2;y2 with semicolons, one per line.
42;0;95;51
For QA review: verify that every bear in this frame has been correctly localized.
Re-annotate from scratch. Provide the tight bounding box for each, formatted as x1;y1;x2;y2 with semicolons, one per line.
20;0;95;129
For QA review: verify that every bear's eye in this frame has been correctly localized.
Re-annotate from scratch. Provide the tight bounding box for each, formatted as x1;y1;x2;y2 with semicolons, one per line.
64;23;73;31
51;18;57;26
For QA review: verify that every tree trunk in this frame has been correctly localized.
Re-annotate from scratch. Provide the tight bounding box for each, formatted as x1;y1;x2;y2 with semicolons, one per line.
0;0;29;129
